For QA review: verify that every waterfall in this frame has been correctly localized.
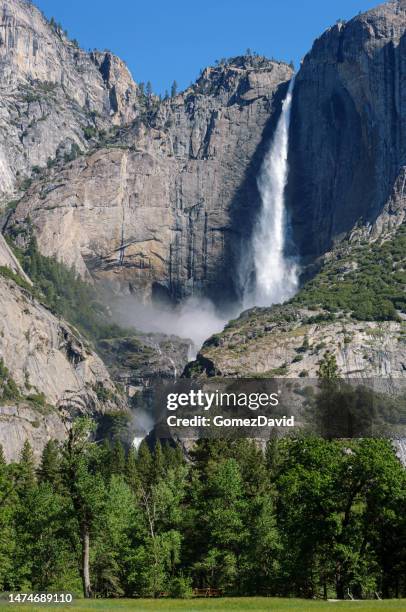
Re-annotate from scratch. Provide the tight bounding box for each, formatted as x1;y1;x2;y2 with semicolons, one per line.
245;77;298;307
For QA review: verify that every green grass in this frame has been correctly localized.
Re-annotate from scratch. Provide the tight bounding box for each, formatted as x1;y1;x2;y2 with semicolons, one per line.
292;224;406;321
5;598;406;612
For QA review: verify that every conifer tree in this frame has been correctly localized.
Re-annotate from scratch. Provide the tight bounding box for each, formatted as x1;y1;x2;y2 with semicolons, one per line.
110;439;126;476
136;441;153;488
171;80;178;98
38;440;61;487
0;444;15;590
18;441;36;491
125;446;140;493
153;441;164;481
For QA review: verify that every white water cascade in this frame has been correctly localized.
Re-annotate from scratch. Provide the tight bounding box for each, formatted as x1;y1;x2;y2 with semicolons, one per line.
245;77;298;307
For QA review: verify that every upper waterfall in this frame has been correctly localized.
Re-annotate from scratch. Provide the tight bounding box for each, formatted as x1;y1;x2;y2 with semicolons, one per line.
244;77;298;307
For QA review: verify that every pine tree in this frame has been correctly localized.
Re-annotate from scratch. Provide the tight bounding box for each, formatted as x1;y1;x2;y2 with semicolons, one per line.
110;439;126;476
153;441;164;480
100;438;112;482
171;80;178;98
18;440;36;491
93;474;139;597
38;440;61;487
0;444;15;590
125;446;140;492
194;457;247;590
136;441;153;488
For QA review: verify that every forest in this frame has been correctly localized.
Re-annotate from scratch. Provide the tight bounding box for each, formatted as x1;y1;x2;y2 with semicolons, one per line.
0;426;404;601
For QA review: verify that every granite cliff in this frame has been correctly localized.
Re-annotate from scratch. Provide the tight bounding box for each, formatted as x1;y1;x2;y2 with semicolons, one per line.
0;235;126;461
6;55;293;303
8;1;406;304
288;0;406;265
187;305;406;380
0;0;140;202
184;0;406;385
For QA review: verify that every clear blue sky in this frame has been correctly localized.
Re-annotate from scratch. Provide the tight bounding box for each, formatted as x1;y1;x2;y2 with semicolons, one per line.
34;0;380;94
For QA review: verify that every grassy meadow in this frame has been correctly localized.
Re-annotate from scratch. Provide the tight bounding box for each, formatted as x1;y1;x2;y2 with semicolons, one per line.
6;597;406;612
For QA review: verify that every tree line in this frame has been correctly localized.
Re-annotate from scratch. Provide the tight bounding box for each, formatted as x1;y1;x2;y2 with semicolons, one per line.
0;423;405;600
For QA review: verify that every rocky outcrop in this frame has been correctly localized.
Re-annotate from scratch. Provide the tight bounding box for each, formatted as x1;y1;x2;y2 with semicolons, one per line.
0;257;126;460
98;333;192;393
0;272;120;408
0;0;140;201
188;305;406;381
6;56;293;304
287;0;406;264
0;403;66;463
0;233;31;282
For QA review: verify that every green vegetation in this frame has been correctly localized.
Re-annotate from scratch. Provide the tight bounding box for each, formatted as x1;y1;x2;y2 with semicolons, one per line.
37;81;58;95
21;91;41;104
317;351;339;381
0;358;20;403
64;142;82;163
4;200;20;213
21;82;57;105
203;333;222;348
269;363;289;376
8;237;129;343
98;336;155;370
49;16;68;39
293;225;406;321
83;126;98;141
0;353;53;411
0;428;404;601
0;265;32;294
4;598;406;611
19;176;32;191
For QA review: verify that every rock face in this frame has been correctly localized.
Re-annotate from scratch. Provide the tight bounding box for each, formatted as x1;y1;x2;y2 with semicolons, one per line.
288;0;406;263
188;305;406;381
0;273;119;408
0;233;31;283
0;237;125;461
8;0;406;302
98;333;192;392
0;403;67;463
0;0;140;201
7;56;293;304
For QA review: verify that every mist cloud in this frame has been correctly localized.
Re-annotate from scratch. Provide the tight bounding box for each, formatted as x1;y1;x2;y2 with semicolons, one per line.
112;295;229;351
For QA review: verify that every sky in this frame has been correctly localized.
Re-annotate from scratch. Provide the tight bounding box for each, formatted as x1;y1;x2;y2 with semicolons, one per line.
34;0;380;94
